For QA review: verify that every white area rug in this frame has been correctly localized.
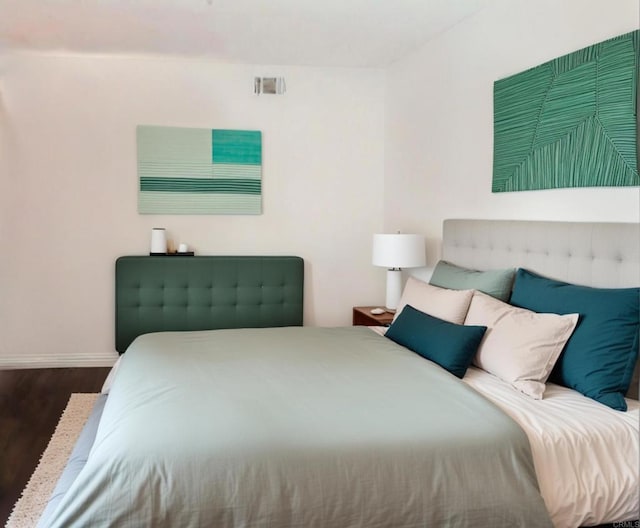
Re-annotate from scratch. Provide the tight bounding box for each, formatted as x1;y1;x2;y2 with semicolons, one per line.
5;393;98;528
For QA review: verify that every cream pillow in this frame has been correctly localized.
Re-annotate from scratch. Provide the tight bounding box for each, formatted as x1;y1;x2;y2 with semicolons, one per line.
394;277;474;324
465;291;579;399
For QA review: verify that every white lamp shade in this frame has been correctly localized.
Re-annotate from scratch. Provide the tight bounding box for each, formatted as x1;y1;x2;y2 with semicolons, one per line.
372;234;426;269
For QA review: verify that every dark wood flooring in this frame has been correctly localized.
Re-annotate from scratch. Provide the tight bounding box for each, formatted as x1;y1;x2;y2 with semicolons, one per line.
0;367;111;526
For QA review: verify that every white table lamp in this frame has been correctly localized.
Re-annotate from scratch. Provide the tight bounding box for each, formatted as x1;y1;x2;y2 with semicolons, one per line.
372;233;426;311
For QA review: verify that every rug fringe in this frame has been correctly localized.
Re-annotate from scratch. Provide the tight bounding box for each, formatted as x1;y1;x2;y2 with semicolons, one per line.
5;393;99;528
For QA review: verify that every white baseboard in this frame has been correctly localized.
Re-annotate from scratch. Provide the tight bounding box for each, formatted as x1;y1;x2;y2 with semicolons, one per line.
0;352;119;369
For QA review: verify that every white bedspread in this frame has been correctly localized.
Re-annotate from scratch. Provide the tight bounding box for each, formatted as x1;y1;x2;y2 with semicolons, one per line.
464;367;640;528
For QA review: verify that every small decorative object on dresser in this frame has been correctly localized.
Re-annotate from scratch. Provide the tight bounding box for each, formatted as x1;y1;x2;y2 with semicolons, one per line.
352;306;395;326
149;227;167;255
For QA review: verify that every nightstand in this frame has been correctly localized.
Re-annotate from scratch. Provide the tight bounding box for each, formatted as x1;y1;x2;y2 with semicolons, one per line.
352;306;395;326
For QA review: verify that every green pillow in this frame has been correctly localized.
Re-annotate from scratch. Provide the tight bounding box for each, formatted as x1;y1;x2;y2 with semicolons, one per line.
430;260;515;301
386;305;487;379
510;269;639;411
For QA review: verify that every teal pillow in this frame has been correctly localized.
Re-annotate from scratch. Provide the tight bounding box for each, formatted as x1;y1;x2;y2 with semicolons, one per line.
510;269;639;411
386;305;487;378
429;260;515;301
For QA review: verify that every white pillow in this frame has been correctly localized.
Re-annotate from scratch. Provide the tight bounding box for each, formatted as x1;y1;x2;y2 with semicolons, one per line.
465;291;578;399
394;277;474;324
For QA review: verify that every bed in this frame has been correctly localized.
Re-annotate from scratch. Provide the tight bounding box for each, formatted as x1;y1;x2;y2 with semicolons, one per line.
38;221;639;528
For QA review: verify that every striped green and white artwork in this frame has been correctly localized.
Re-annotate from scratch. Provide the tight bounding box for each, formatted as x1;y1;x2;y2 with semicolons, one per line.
137;125;262;214
493;30;638;192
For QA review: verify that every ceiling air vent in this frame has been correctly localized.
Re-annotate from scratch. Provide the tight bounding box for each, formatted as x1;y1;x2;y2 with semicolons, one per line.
254;77;286;95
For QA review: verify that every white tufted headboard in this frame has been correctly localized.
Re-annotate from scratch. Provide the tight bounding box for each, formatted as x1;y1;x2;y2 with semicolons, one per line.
441;219;640;399
442;219;640;289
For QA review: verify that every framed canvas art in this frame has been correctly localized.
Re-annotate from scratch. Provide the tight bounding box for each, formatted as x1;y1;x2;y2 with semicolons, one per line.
137;125;262;214
493;31;638;192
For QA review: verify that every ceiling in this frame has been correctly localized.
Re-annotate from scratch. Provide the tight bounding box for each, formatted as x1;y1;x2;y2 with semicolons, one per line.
0;0;488;67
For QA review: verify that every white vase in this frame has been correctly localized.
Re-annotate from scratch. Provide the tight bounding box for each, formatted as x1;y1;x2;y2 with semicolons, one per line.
150;228;167;254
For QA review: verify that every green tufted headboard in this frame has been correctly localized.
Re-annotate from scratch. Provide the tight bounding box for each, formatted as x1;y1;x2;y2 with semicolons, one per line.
115;256;304;353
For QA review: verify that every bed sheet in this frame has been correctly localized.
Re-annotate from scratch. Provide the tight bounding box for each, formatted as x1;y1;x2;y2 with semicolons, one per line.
463;367;640;528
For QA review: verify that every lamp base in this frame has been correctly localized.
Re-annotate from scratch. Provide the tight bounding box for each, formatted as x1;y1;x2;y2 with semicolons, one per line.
385;269;403;311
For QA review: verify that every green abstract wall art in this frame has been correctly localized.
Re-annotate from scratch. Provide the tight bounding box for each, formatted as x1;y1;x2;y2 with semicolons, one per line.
137;125;262;214
493;30;638;192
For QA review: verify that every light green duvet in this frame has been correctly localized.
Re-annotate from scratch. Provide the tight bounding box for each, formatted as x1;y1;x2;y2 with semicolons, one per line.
45;326;552;527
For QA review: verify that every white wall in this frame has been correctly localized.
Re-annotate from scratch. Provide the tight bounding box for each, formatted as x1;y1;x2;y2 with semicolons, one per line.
2;0;638;367
0;52;386;367
384;0;640;278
